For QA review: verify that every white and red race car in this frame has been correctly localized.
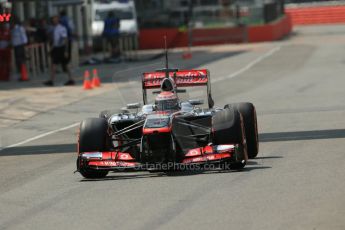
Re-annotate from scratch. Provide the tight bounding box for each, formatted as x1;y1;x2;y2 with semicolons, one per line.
76;68;258;178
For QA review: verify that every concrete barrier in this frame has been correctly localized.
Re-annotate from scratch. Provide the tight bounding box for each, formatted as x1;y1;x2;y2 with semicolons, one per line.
247;15;292;42
138;16;292;49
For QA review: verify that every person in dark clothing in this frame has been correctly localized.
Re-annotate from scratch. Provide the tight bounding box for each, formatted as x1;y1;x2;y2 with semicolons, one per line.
59;10;74;64
102;12;120;58
35;18;49;43
35;18;49;72
43;16;75;86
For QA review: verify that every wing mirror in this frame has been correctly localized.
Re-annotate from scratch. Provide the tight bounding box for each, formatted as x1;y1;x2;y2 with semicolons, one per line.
126;103;141;110
188;99;204;106
120;108;130;114
142;104;154;114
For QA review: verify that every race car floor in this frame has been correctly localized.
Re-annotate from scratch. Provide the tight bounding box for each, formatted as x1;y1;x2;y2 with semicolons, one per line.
1;24;345;230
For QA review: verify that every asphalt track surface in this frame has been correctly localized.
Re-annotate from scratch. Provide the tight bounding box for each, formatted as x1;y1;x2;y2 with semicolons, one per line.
1;25;345;230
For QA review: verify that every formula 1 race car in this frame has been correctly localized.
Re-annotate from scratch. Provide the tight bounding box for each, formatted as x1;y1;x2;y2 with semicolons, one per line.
76;68;259;178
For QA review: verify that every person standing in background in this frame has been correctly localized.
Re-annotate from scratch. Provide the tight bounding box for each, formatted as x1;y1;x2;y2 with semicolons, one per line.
25;18;38;44
11;17;28;81
102;12;120;59
59;10;75;65
35;18;49;72
35;18;49;44
43;16;75;86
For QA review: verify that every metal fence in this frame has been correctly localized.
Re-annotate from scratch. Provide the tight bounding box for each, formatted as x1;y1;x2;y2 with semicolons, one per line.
102;34;139;61
26;43;49;77
119;34;139;61
11;42;79;79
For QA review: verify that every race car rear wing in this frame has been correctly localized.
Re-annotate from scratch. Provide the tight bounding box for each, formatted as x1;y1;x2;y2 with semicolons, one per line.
143;69;209;88
142;69;214;108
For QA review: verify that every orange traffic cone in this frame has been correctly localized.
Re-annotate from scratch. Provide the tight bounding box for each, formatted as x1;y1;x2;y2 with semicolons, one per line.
20;64;29;81
91;69;101;87
83;70;93;90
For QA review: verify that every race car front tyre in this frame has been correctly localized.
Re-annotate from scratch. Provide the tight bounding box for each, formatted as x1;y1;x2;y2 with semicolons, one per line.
213;107;248;170
77;118;110;178
76;158;108;179
78;118;110;152
212;107;243;145
220;144;247;171
225;103;259;159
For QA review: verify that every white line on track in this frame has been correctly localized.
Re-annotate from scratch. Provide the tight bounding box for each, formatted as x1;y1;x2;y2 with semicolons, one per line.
1;62;163;151
212;46;281;83
1;122;80;150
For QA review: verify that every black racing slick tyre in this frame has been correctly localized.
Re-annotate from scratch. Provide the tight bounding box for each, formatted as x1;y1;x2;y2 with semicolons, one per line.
212;107;247;170
225;103;259;159
77;118;110;179
78;118;110;152
212;107;243;145
76;158;108;179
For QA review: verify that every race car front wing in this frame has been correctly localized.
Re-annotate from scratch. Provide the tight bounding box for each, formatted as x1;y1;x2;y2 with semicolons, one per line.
78;144;244;171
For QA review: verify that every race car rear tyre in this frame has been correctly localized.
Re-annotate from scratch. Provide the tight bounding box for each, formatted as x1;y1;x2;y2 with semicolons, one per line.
76;158;108;179
225;103;259;159
78;118;110;152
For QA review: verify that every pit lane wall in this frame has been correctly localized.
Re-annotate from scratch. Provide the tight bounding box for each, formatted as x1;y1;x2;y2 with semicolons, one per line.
247;15;292;43
139;15;292;49
285;5;345;25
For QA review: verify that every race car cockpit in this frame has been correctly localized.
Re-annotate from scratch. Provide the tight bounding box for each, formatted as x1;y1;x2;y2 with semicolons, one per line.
155;92;180;111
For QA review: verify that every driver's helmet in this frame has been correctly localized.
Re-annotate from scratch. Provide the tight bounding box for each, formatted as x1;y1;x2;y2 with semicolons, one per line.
155;92;179;111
